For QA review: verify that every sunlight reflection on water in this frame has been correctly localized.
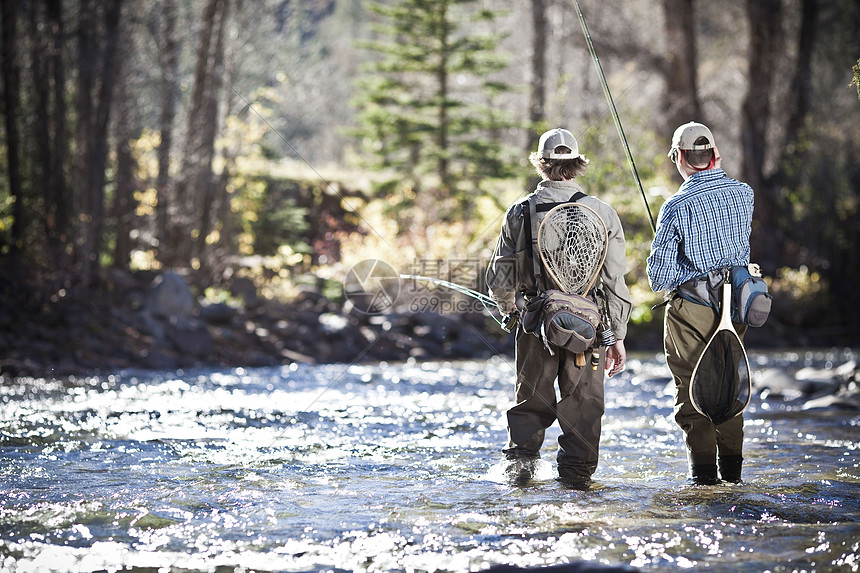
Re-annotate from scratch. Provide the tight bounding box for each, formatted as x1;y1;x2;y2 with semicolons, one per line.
1;350;858;572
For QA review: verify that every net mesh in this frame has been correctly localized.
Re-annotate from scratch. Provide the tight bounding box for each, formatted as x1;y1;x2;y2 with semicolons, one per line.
690;330;751;425
538;203;607;294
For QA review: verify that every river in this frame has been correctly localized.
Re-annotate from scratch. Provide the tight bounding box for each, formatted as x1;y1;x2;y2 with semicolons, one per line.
1;349;858;572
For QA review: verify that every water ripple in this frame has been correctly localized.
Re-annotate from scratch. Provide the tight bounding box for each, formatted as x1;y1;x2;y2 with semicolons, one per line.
1;353;858;572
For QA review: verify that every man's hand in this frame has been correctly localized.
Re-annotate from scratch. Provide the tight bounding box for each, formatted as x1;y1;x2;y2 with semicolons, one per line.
605;340;627;377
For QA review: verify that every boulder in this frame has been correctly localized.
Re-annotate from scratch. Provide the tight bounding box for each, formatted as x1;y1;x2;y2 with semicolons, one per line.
146;272;194;322
199;301;237;325
165;321;214;358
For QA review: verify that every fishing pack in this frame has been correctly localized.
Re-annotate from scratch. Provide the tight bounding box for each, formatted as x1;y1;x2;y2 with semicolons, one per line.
521;193;609;355
675;264;772;327
730;264;772;327
521;290;601;354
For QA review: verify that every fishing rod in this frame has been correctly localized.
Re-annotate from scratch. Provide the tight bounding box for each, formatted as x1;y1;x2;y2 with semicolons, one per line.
399;274;518;332
572;0;656;234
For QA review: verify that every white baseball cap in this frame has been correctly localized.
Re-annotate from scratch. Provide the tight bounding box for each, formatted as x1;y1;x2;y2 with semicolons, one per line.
668;121;715;158
537;128;582;159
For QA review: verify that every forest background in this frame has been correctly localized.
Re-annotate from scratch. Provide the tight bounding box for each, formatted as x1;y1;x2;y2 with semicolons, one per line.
1;0;859;375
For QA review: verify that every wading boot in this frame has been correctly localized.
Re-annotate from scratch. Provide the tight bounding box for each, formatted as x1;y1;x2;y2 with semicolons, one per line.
556;474;592;491
557;463;594;490
690;463;720;485
719;455;743;483
504;456;537;486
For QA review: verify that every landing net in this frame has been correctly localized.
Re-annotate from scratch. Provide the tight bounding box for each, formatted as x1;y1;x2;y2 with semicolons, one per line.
690;326;752;425
537;203;607;295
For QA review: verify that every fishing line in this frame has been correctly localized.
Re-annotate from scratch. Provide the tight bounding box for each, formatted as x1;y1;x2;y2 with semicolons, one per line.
399;274;515;331
399;274;497;306
572;0;656;233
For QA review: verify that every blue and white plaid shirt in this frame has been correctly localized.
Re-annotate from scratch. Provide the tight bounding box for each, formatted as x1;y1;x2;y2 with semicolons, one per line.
647;169;754;292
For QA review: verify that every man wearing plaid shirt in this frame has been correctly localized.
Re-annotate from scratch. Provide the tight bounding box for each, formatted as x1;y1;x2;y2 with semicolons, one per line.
647;121;754;485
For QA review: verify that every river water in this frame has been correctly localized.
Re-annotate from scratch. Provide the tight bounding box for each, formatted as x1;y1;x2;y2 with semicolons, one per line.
1;349;858;572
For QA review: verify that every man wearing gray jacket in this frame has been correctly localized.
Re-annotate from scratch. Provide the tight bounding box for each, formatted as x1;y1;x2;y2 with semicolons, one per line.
486;128;632;488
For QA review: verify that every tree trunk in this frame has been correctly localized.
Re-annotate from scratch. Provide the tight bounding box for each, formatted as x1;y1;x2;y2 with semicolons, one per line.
194;0;231;270
169;0;229;270
47;0;69;256
200;0;244;282
765;0;818;266
2;0;24;261
742;0;783;260
782;0;818;155
112;14;138;272
29;0;70;269
74;0;95;276
30;3;55;250
113;138;135;271
661;0;701;132
528;0;547;150
155;0;179;265
76;0;123;285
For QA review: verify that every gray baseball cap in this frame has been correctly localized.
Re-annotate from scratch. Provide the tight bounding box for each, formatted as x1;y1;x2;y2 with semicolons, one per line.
537;128;582;159
668;121;715;157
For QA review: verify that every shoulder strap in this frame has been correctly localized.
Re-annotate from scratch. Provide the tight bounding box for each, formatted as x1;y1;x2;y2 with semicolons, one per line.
526;195;542;286
525;191;586;292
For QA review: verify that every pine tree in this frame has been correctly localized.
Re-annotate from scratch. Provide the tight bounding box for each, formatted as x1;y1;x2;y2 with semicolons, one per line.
353;0;518;217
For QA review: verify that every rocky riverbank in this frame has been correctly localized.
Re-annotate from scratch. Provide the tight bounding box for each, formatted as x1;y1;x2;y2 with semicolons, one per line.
2;268;858;407
0;270;515;379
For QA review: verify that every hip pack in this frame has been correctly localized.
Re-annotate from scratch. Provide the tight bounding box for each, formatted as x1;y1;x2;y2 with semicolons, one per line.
521;290;601;354
675;264;772;327
730;264;772;327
